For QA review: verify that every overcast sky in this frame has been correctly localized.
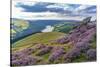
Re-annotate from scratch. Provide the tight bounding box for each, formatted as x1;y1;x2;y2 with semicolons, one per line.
12;1;96;21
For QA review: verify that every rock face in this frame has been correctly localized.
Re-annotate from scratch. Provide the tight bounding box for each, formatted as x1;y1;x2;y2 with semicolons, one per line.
83;17;91;24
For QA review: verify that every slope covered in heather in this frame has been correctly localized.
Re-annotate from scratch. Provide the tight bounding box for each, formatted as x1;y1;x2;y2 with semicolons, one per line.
11;17;96;66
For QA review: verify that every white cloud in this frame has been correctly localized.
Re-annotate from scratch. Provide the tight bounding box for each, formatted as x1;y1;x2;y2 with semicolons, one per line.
46;4;71;11
12;1;25;18
46;5;61;8
72;5;96;17
75;5;92;12
19;1;36;6
14;15;86;21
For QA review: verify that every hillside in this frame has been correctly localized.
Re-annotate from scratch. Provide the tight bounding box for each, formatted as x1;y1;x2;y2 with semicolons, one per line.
12;32;66;48
11;17;96;66
53;23;74;33
11;19;29;40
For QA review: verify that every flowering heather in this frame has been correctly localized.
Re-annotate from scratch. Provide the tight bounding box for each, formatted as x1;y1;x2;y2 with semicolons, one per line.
86;49;96;61
35;44;46;49
56;38;68;44
49;48;64;62
75;42;90;52
11;55;37;66
52;46;64;51
64;48;81;62
79;25;87;33
55;20;96;45
36;46;52;56
20;48;35;55
11;52;26;59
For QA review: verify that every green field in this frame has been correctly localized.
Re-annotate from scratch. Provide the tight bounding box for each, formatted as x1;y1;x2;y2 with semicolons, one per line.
12;32;66;48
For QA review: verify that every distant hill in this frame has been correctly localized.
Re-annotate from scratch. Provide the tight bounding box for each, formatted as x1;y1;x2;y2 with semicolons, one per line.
11;19;29;40
53;23;75;33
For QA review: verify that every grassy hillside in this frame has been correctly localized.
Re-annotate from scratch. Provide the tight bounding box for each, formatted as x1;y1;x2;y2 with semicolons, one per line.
53;23;74;33
12;32;66;48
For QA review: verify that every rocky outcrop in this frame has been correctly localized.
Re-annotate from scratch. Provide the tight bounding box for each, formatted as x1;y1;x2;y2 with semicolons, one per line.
55;17;96;45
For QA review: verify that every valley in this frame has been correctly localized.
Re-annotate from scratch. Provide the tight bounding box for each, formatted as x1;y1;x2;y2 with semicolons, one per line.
11;17;96;66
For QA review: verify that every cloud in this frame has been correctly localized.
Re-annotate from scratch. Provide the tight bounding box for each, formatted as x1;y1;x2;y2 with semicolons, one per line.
16;2;54;12
71;5;96;18
12;1;83;20
75;5;92;12
46;4;70;10
46;3;77;13
85;7;96;13
12;1;24;18
12;1;96;21
16;1;36;6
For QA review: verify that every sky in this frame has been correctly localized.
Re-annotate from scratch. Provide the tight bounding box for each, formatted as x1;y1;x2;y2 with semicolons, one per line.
12;1;96;21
